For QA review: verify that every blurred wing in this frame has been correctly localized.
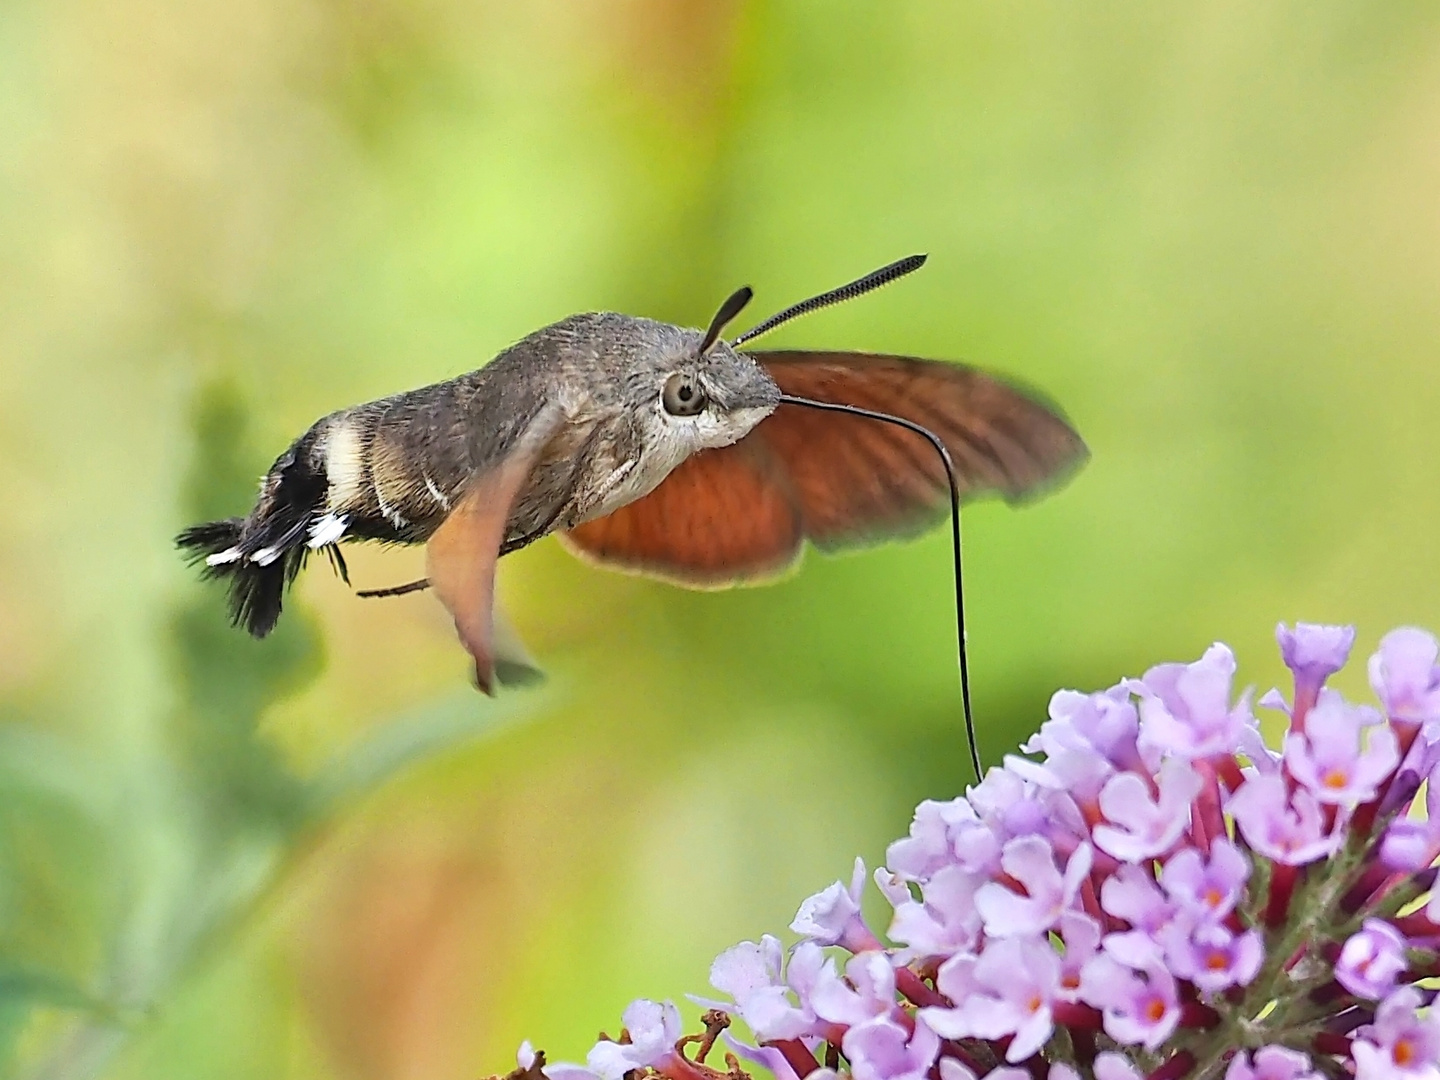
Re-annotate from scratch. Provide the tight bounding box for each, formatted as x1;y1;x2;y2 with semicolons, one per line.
748;350;1088;548
426;404;563;692
560;351;1087;584
558;439;803;588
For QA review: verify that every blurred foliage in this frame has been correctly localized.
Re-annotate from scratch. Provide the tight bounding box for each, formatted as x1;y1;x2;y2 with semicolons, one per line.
2;2;1440;1078
0;382;543;1079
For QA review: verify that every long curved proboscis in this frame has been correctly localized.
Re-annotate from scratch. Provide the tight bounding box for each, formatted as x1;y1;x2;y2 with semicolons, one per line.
775;392;981;784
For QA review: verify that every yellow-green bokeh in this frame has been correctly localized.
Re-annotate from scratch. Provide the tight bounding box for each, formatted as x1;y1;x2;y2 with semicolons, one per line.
3;3;1440;1079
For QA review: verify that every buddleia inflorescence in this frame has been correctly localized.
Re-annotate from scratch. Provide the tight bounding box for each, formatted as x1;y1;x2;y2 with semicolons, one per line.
502;623;1440;1080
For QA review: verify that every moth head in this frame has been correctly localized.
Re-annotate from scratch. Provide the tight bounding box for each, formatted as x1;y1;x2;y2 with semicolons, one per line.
642;256;930;454
641;286;780;452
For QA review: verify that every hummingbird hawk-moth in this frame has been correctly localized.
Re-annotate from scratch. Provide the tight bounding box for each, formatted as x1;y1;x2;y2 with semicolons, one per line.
178;255;1087;699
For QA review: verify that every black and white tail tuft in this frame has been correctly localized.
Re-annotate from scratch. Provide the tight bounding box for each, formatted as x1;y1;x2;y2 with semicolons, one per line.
176;434;333;638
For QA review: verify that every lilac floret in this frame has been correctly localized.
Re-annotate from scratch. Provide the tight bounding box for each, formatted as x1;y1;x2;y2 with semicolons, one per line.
842;1015;940;1080
585;1000;683;1080
1336;919;1410;1000
792;858;880;952
1227;772;1342;865
885;799;984;882
1224;1046;1323;1080
886;863;983;959
1093;757;1202;861
1381;769;1440;870
810;952;897;1027
1078;954;1181;1049
922;936;1061;1061
1055;911;1102;1001
973;836;1092;937
699;935;822;1042
1162;920;1264;992
1160;837;1249;922
1351;986;1440;1079
1136;643;1257;760
1277;622;1356;694
1101;862;1175;932
1283;690;1398;806
1370;628;1440;726
1021;686;1148;799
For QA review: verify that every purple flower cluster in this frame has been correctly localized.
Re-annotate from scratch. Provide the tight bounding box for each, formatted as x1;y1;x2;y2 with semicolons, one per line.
505;625;1440;1080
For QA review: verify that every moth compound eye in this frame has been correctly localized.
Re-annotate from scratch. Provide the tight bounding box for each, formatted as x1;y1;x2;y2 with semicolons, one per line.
662;373;708;417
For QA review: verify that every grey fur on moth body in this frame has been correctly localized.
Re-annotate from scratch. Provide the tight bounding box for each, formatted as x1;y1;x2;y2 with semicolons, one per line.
179;312;782;636
307;313;778;547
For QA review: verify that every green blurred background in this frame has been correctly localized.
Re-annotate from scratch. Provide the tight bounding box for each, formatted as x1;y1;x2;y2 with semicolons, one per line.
3;2;1440;1077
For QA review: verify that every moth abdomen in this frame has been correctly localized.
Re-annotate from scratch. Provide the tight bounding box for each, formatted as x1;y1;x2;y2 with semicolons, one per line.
175;384;475;635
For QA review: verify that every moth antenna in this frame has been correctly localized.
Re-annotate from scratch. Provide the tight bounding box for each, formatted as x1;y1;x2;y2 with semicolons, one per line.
699;286;754;356
731;254;927;349
777;392;981;784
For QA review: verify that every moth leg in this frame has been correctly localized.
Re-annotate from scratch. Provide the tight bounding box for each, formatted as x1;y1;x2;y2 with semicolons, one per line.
355;578;430;598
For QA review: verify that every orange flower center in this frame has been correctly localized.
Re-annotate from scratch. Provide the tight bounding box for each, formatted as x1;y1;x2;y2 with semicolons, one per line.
1395;1038;1416;1067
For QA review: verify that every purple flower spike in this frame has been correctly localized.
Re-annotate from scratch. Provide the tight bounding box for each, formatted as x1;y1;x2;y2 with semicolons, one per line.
1278;623;1356;700
1370;628;1440;727
517;623;1440;1080
1284;691;1398;806
1336;918;1410;1000
1224;1046;1323;1080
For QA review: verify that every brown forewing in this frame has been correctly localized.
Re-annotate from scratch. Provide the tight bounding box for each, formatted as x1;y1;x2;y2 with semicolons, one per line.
753;351;1088;547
